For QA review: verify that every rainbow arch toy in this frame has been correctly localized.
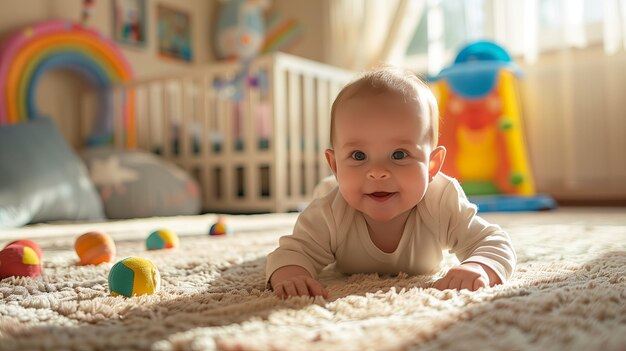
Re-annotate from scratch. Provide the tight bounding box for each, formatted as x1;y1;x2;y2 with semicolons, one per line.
430;41;556;212
0;20;135;146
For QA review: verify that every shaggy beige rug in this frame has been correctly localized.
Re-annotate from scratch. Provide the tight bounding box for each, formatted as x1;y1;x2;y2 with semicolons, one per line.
0;208;625;351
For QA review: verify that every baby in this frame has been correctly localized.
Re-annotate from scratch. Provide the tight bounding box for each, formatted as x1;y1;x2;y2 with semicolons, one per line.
266;67;516;298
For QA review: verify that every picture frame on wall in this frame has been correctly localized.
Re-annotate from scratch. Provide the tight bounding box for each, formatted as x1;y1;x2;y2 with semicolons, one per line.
112;0;147;47
157;5;193;62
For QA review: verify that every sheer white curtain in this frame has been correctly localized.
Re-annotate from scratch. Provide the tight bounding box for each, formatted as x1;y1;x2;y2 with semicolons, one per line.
488;0;626;60
490;0;589;62
325;0;626;69
325;0;425;71
604;0;626;54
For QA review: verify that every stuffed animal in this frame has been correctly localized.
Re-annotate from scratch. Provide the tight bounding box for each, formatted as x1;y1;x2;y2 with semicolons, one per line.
214;0;268;61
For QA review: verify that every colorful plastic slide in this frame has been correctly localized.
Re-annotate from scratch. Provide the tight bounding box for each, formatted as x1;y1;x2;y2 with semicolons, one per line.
430;41;556;212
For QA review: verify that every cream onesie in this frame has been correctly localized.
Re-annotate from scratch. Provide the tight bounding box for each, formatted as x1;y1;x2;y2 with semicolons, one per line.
266;173;517;286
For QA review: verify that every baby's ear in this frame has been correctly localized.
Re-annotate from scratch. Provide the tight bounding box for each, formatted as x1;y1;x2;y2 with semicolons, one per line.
428;146;446;181
325;149;337;176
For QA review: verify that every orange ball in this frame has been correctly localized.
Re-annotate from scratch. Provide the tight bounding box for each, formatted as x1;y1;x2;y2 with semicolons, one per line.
74;231;116;265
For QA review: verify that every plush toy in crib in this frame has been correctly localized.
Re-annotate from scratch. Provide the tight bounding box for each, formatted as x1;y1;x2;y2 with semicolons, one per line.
213;0;273;150
209;216;231;236
146;229;179;250
108;257;161;297
215;0;267;61
0;244;42;279
75;231;116;265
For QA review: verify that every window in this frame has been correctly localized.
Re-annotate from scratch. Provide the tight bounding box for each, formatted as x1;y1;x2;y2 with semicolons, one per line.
403;0;604;73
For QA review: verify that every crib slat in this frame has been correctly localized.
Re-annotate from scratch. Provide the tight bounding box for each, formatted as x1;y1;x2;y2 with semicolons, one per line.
180;79;191;164
316;79;331;183
288;71;301;200
243;73;262;203
161;83;172;159
126;88;137;149
135;87;147;150
222;71;235;205
272;61;288;212
134;87;142;149
303;75;316;196
196;77;209;210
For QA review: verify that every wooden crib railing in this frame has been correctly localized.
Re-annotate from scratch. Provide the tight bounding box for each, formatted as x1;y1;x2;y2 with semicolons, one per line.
85;53;353;213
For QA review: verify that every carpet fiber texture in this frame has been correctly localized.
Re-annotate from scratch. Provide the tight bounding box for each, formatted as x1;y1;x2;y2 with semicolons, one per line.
0;209;625;351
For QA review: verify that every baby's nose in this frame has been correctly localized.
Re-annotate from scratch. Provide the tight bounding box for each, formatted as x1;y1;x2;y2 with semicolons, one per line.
367;167;390;180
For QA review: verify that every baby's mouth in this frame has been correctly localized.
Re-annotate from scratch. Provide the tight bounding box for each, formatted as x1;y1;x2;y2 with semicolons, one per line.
367;192;396;202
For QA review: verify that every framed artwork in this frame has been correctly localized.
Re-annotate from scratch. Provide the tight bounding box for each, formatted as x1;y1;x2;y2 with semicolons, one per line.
157;5;193;62
112;0;147;47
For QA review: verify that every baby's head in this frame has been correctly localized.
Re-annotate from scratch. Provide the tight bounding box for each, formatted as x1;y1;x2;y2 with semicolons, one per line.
325;66;446;222
330;66;440;149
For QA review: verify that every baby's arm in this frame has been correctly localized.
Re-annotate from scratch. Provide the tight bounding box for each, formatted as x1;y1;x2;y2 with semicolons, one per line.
432;179;516;291
270;265;328;298
266;195;337;298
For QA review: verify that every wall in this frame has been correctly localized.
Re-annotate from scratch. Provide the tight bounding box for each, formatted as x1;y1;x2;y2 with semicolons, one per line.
0;0;215;146
268;0;326;63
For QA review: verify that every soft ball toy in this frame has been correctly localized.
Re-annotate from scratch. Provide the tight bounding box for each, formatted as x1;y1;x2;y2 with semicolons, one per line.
74;231;116;265
146;229;179;250
209;216;231;236
0;244;42;279
4;239;42;259
108;257;160;297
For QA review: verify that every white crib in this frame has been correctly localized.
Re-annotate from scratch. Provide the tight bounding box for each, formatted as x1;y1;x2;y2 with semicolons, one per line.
86;53;352;213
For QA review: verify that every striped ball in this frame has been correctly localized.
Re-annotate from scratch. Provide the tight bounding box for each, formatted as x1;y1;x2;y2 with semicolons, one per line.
0;244;41;279
209;216;231;236
146;229;179;250
74;231;116;265
209;222;229;236
108;257;160;297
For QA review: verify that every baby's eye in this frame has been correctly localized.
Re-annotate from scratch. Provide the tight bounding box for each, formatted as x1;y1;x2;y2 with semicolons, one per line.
351;151;366;161
391;150;408;160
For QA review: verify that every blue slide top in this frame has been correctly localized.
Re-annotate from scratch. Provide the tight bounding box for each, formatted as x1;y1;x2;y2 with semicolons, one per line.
429;41;522;99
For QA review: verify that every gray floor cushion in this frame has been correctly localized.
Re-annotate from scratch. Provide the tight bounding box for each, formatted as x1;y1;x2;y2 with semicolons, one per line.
80;147;201;219
0;118;105;228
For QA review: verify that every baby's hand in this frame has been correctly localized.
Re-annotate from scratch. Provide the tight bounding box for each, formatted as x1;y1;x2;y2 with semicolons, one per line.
270;265;328;299
433;262;494;291
273;275;328;299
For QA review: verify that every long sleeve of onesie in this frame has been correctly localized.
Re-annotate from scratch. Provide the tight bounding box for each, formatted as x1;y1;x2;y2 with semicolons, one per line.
432;177;517;283
265;196;337;287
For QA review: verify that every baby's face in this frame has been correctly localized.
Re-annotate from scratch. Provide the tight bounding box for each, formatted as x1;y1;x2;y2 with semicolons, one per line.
328;93;434;223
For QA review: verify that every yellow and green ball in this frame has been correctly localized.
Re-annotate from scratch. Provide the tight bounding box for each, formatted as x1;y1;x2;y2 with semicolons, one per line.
146;229;179;250
108;257;160;297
